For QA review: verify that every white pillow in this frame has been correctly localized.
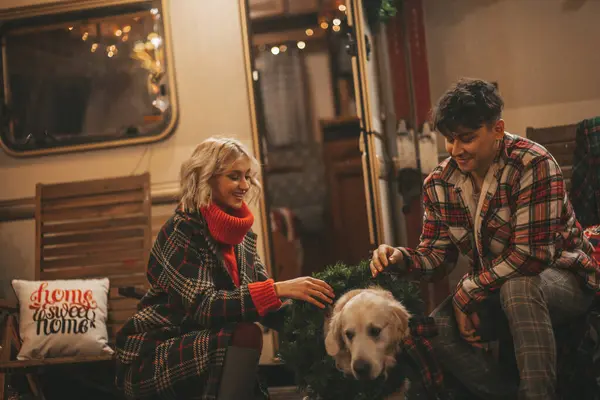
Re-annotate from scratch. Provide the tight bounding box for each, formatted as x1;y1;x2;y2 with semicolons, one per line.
11;278;114;360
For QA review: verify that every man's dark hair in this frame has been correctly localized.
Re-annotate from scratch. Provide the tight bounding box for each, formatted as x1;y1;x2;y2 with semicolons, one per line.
431;78;504;136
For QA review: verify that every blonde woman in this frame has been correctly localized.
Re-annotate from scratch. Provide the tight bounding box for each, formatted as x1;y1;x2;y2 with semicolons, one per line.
115;137;335;400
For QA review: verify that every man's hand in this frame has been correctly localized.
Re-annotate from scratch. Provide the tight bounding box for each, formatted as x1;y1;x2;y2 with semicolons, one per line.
370;244;403;277
453;302;484;348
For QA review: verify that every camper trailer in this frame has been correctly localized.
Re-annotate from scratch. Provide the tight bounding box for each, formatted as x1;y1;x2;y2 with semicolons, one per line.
0;1;416;395
1;0;600;398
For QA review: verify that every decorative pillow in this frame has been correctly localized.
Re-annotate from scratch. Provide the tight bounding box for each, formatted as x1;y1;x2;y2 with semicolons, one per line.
11;278;113;360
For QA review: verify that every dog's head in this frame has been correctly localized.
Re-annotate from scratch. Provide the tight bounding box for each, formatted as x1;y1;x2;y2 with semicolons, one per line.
324;287;411;381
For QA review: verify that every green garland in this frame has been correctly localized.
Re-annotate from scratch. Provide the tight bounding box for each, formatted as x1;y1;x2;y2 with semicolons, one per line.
364;0;401;29
278;260;423;400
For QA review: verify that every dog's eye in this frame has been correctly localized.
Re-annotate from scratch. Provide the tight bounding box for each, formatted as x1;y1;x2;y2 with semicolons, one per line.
345;330;355;341
368;326;382;338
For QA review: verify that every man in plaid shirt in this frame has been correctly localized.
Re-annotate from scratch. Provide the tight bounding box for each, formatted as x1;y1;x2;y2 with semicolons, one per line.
370;78;600;399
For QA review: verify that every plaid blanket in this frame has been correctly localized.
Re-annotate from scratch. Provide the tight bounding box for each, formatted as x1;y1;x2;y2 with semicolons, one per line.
571;117;600;228
401;316;448;399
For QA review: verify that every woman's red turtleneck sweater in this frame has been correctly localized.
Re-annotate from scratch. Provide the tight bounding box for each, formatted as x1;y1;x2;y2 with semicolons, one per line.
200;202;281;316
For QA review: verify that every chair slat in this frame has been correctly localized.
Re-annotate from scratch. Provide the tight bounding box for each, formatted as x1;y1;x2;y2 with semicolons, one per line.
42;202;145;223
526;124;577;145
39;173;149;200
43;228;146;246
43;238;144;258
42;190;145;211
42;249;145;269
40;262;146;281
42;215;149;234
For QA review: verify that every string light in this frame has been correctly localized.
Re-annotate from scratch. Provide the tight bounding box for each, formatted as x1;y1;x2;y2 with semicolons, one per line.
279;44;288;52
305;28;314;36
338;4;347;12
320;21;329;29
333;18;341;26
115;29;123;37
82;32;89;41
297;41;306;50
90;43;98;52
333;25;341;32
107;45;118;58
123;25;132;33
271;46;280;55
150;36;162;48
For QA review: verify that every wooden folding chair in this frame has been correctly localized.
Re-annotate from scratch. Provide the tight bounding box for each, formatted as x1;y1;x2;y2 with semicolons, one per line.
526;124;577;191
0;173;152;399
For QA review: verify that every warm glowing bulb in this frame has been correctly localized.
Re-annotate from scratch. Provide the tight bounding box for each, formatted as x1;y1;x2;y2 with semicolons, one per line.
333;25;341;32
68;26;73;31
279;44;287;52
115;29;123;37
338;4;347;12
82;32;89;41
271;46;280;55
150;36;162;48
297;41;306;50
123;25;132;33
305;28;314;36
333;18;341;26
320;21;329;29
91;43;98;52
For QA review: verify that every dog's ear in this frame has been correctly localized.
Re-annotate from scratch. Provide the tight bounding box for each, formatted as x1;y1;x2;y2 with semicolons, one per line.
324;311;343;356
324;289;362;357
389;300;411;342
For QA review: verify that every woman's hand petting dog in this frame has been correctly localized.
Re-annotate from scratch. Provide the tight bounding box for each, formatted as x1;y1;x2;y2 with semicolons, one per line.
274;277;335;309
370;244;403;277
453;302;484;348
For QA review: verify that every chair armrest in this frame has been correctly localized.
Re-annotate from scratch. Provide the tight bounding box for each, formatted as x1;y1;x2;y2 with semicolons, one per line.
118;287;145;300
0;299;18;313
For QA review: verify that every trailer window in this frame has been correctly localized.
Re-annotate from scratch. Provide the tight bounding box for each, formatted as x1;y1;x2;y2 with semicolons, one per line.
0;0;177;156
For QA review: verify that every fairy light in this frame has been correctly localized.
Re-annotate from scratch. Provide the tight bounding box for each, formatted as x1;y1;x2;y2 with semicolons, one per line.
297;41;306;50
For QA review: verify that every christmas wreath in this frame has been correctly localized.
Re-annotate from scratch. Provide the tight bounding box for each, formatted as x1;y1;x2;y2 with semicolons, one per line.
277;260;424;399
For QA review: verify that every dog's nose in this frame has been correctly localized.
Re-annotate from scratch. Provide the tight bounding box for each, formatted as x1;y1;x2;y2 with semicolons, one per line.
352;359;371;379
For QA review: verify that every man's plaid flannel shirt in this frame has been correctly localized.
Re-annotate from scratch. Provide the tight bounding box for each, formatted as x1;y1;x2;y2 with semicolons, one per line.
398;133;600;313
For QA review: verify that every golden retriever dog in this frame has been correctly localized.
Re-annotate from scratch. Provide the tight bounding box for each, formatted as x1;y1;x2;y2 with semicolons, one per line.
324;287;411;386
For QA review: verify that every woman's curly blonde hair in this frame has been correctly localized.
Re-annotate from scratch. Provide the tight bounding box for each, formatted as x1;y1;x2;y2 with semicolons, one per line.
179;136;262;212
